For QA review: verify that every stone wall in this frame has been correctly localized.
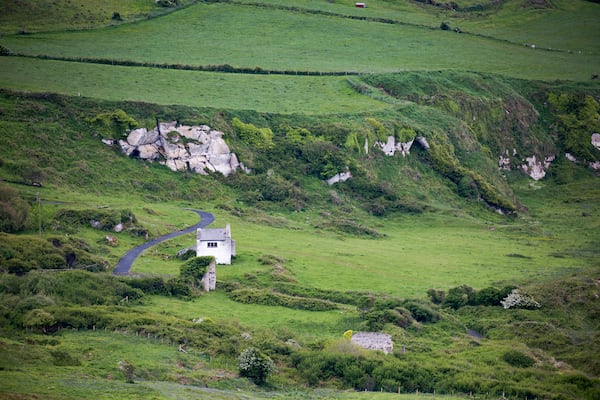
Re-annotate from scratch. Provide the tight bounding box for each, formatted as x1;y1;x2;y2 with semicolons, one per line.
351;332;393;354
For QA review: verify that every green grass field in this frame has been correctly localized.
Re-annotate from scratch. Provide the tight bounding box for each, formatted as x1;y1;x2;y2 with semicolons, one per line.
0;57;390;114
1;0;599;398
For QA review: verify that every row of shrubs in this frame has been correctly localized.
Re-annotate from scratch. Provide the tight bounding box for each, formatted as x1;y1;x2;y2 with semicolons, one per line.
52;208;141;233
290;344;597;398
228;288;339;311
291;346;560;397
8;53;361;76
360;296;442;330
0;233;108;274
427;284;517;309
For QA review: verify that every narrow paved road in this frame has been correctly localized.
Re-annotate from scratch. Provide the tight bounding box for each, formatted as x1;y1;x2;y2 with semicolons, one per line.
112;209;214;276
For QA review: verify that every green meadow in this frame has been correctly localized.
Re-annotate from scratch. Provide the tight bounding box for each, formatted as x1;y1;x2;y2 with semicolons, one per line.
0;57;389;114
1;0;599;398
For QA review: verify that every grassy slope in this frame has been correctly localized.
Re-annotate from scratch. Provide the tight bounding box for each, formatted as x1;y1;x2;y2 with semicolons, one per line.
1;2;599;82
1;1;599;398
0;57;389;114
0;0;199;34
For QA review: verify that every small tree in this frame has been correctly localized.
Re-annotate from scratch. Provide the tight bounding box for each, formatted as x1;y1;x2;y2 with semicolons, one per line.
238;347;276;385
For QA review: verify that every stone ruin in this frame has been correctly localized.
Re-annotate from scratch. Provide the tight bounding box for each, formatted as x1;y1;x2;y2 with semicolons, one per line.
201;259;217;292
104;121;247;176
351;332;394;354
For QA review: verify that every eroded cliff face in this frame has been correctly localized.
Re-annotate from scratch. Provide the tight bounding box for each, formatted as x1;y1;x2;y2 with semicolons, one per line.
106;121;247;176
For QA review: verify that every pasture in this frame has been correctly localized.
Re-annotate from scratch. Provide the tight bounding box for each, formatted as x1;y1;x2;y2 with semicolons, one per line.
1;0;599;398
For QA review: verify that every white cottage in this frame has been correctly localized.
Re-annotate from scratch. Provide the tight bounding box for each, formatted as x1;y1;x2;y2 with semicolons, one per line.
196;223;236;264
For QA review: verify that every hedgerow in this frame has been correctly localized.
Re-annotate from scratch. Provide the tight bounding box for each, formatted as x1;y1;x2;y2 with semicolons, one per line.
228;288;338;311
0;233;108;274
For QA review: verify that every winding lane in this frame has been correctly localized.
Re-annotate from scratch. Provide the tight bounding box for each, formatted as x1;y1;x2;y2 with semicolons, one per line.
112;209;214;276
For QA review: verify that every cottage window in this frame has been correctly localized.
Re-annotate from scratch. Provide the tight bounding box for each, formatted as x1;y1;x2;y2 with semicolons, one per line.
207;242;218;248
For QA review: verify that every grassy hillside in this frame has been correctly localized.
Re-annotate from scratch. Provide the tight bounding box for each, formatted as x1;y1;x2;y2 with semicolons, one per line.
0;0;599;399
1;1;599;82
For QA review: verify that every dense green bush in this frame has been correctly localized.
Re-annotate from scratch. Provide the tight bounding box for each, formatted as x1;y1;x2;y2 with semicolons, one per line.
292;350;437;392
231;117;274;150
427;288;446;304
403;301;441;323
124;276;168;295
432;285;516;309
502;350;535;368
0;233;107;274
87;109;138;140
0;184;29;233
180;256;214;289
300;140;348;179
443;285;475;309
52;208;137;232
229;288;338;311
548;93;600;161
363;307;413;330
273;283;370;307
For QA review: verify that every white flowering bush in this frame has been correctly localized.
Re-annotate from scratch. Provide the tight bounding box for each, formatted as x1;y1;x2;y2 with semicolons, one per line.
238;347;276;385
500;289;541;309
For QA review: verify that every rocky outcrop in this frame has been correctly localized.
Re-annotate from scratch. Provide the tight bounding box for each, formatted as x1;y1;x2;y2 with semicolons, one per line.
113;122;246;176
521;154;555;180
326;169;352;185
376;136;428;157
592;133;600;150
351;332;393;354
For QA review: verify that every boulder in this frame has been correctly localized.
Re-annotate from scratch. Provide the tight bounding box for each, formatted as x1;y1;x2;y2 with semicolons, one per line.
158;121;177;133
499;155;511;170
592;133;600;150
521;154;555;180
116;122;244;176
378;136;396;156
127;128;159;147
189;155;209;174
397;138;414;157
326;169;352;185
188;142;209;156
210;153;236;176
119;140;135;156
177;125;202;141
416;136;430;150
137;143;160;160
208;137;231;158
163;143;189;159
165;159;188;171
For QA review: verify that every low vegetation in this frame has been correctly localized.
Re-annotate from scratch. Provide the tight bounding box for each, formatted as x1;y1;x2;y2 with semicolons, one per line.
0;0;599;399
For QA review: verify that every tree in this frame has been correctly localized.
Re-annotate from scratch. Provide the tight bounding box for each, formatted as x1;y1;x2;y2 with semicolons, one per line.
238;347;276;385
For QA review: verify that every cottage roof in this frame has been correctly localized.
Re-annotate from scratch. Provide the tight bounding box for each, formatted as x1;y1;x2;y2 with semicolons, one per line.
198;228;228;241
